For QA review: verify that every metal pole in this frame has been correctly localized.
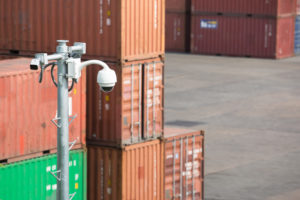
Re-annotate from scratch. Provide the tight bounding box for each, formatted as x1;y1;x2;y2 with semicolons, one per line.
32;40;116;200
56;40;69;200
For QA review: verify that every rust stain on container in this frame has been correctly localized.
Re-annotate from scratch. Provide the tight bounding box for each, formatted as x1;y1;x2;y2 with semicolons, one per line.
191;0;297;16
87;139;164;200
166;12;188;52
86;58;164;147
0;0;165;62
163;127;204;200
190;15;295;59
0;58;86;161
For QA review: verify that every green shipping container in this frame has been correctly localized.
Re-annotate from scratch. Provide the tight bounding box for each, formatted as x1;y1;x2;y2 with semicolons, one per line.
0;149;87;200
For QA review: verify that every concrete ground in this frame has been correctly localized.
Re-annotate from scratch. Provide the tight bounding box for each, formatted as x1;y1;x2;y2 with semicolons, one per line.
164;53;300;200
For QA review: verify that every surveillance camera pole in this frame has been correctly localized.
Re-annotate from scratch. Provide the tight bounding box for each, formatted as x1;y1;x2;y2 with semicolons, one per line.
31;40;116;200
56;40;71;200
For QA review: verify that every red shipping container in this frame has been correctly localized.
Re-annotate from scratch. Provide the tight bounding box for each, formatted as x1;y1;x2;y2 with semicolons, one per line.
88;139;164;200
190;15;295;58
0;0;165;62
191;0;296;16
86;58;164;147
0;58;86;162
166;13;188;52
166;0;189;12
163;127;204;200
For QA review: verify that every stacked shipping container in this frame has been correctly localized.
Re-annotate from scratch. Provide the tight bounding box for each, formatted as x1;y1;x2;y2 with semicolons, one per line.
163;127;204;200
86;58;164;147
0;58;86;162
190;0;296;58
88;140;164;200
165;0;191;52
0;149;87;200
0;0;165;62
80;0;167;198
0;57;87;199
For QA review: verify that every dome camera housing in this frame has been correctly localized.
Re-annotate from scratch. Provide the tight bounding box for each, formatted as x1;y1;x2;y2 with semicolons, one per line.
97;68;117;92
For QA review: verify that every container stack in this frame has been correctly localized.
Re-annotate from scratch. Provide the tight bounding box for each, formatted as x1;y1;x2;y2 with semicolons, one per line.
0;0;166;199
83;0;166;198
0;0;206;199
0;58;87;200
190;0;297;58
165;0;191;52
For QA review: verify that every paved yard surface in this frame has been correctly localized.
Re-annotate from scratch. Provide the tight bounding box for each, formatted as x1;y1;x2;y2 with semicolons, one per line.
164;53;300;200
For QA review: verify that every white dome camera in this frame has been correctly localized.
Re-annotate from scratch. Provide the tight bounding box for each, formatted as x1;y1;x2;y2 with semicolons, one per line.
75;59;117;93
97;67;117;92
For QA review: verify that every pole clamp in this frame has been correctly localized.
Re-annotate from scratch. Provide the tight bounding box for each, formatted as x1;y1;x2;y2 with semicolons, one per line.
69;192;76;200
68;114;77;125
49;170;61;181
51;114;77;128
69;137;78;150
51;117;61;128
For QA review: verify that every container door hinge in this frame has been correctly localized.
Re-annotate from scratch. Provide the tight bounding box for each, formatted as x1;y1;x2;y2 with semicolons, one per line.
69;192;76;200
49;170;61;181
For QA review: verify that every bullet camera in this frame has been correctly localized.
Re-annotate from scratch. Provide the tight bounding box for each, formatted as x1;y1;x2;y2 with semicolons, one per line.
30;58;40;70
97;68;117;92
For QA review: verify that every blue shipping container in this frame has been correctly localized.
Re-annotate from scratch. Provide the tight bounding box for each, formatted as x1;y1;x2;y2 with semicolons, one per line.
295;16;300;54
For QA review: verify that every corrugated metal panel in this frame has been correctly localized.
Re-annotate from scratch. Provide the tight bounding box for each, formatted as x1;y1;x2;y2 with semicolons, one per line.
0;149;87;200
166;12;188;52
163;127;204;200
295;15;300;53
86;58;164;147
190;15;295;59
0;0;165;62
166;0;189;12
0;58;86;161
191;0;297;16
87;140;164;200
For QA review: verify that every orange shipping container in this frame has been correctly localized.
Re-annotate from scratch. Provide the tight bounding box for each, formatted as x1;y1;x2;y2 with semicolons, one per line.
87;58;164;147
164;127;204;200
0;0;165;62
0;58;86;162
87;140;164;200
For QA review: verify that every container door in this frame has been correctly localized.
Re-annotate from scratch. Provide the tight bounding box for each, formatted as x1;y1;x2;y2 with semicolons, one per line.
182;135;204;200
143;61;164;139
164;138;184;200
122;64;143;144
